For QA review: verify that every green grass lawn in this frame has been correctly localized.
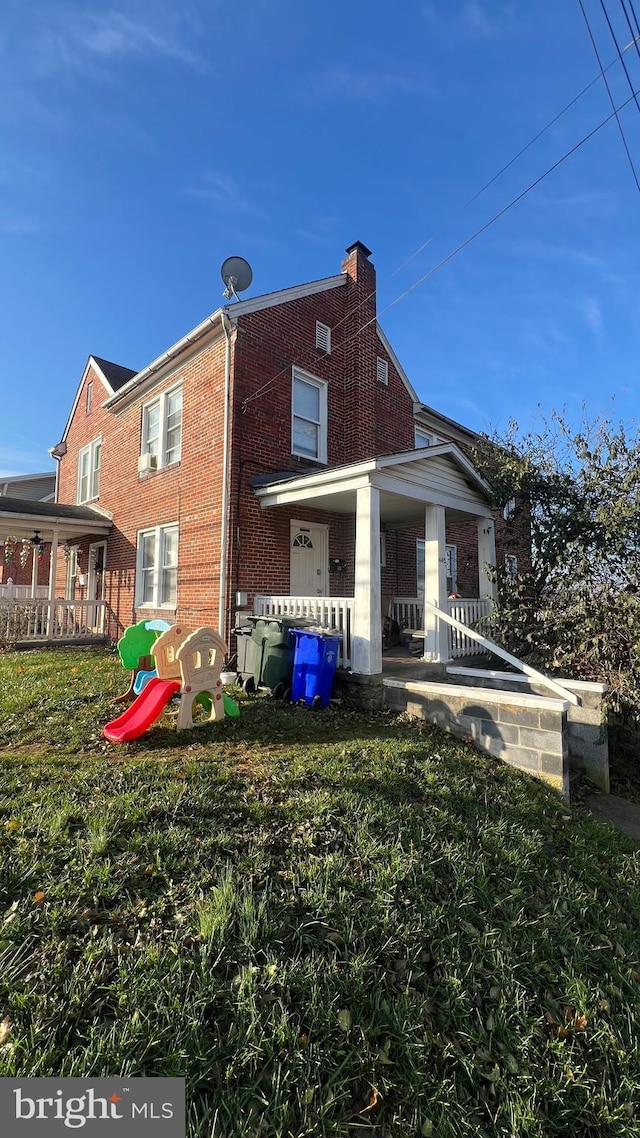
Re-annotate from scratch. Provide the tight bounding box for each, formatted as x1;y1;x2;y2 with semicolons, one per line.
0;648;639;1137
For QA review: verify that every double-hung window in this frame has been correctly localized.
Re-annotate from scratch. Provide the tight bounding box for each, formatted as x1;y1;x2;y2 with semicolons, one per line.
137;524;179;608
291;368;327;463
141;385;183;469
77;438;101;503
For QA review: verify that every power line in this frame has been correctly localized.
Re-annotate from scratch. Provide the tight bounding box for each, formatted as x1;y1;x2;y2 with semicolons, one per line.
629;0;640;39
242;81;640;411
579;0;640;194
620;0;640;62
599;0;640;115
239;33;640;410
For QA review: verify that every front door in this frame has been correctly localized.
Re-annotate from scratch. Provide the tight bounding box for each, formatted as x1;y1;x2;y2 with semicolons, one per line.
88;541;106;632
290;522;328;597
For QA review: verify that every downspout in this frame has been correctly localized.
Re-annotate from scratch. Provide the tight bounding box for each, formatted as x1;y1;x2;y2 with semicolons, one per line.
218;312;233;636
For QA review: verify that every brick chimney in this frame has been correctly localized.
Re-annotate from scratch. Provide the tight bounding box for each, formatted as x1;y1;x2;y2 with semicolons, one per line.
340;241;377;460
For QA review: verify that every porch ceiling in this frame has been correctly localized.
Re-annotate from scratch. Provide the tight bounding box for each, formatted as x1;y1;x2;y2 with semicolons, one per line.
254;444;493;521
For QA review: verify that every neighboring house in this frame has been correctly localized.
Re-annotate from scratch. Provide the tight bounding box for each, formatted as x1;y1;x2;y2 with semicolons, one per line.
0;471;56;595
12;242;528;668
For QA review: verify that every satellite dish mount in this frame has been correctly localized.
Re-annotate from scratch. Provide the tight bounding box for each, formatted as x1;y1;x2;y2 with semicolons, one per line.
221;256;253;301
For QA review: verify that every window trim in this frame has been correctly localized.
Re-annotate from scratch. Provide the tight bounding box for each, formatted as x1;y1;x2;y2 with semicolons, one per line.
505;553;518;579
135;523;179;609
416;540;457;596
415;426;436;448
140;383;183;471
291;367;328;464
76;438;102;503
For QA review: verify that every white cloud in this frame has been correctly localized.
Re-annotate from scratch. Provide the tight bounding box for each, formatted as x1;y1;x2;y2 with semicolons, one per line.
0;218;38;235
315;66;429;101
186;172;262;216
422;1;512;42
32;6;210;76
0;445;54;477
580;296;603;338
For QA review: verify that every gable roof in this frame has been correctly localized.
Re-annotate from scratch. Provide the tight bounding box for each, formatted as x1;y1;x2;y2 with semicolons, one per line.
91;356;137;392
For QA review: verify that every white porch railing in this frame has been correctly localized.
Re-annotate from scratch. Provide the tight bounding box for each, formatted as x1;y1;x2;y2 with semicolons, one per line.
0;583;48;600
253;595;353;669
0;599;106;642
389;596;494;659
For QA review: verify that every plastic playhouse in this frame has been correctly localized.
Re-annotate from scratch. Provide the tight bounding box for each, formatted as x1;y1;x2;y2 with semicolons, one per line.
103;623;238;743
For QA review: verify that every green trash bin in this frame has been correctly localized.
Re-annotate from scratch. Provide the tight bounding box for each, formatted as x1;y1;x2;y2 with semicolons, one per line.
251;615;311;698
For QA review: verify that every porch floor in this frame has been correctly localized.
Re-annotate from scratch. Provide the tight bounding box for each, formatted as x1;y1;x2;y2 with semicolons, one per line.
381;643;495;682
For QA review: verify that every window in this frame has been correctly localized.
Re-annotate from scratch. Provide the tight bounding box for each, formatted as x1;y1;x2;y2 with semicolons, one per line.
141;385;183;469
415;427;435;448
77;439;101;503
416;540;457;596
380;531;386;568
503;497;516;521
291;368;327;462
86;381;93;414
315;321;331;354
136;524;179;608
376;357;389;385
505;554;518;579
65;546;79;599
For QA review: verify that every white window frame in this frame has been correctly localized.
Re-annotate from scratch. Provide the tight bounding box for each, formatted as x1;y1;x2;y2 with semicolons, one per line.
135;524;179;609
140;383;183;470
315;321;331;354
503;497;516;521
416;540;457;596
505;553;518;579
66;546;79;599
291;367;328;464
376;357;389;385
77;438;102;503
415;426;436;448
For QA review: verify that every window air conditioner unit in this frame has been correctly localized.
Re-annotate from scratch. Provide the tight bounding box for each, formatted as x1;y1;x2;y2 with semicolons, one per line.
138;453;157;474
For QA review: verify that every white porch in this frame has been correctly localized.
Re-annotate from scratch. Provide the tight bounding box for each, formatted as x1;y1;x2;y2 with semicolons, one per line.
254;444;498;676
253;594;494;670
0;496;111;644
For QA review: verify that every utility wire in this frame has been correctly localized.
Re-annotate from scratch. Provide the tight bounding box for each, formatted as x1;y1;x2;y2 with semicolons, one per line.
620;0;640;62
579;0;640;193
599;0;640;114
243;81;640;411
629;0;640;39
234;36;637;400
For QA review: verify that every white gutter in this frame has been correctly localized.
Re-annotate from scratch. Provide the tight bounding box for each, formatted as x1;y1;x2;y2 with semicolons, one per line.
104;310;224;409
218;312;233;636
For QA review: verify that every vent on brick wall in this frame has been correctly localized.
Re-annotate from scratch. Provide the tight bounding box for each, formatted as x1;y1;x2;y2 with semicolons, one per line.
315;321;331;354
376;357;389;385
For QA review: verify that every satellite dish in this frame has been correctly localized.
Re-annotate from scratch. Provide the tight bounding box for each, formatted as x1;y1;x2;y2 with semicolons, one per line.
221;256;253;300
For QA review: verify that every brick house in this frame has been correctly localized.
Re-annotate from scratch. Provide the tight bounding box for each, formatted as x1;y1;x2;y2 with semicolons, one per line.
0;472;55;597
13;241;527;669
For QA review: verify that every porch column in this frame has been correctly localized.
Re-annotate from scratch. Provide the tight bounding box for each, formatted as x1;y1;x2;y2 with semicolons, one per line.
477;517;498;600
423;505;450;663
352;485;382;675
46;527;59;638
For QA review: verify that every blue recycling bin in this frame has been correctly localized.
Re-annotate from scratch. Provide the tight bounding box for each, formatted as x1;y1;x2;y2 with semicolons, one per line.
290;629;342;708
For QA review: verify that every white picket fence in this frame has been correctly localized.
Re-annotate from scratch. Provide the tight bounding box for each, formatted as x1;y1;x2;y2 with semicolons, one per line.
389;596;494;659
0;599;106;642
252;595;354;668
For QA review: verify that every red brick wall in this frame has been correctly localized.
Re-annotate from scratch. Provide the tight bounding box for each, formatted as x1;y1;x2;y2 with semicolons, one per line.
55;247;532;644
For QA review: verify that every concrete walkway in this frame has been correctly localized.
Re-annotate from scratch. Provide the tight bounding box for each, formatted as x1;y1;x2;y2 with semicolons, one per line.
586;795;640;843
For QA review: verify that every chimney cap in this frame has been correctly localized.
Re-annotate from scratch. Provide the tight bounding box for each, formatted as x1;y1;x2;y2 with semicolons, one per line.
345;240;372;259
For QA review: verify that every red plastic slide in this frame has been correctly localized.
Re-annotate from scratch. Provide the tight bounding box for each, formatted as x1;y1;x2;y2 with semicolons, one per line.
103;677;181;743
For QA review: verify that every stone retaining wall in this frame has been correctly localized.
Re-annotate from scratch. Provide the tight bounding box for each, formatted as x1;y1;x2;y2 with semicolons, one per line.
383;678;570;798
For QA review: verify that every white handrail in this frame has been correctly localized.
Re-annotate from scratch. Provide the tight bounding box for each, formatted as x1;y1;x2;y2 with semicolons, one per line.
0;598;106;641
252;595;353;668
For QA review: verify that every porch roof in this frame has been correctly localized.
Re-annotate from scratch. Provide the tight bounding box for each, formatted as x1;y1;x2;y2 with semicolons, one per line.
0;496;112;541
253;444;493;522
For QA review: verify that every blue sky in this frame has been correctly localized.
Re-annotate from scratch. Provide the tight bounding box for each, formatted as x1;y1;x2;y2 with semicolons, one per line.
1;0;640;477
